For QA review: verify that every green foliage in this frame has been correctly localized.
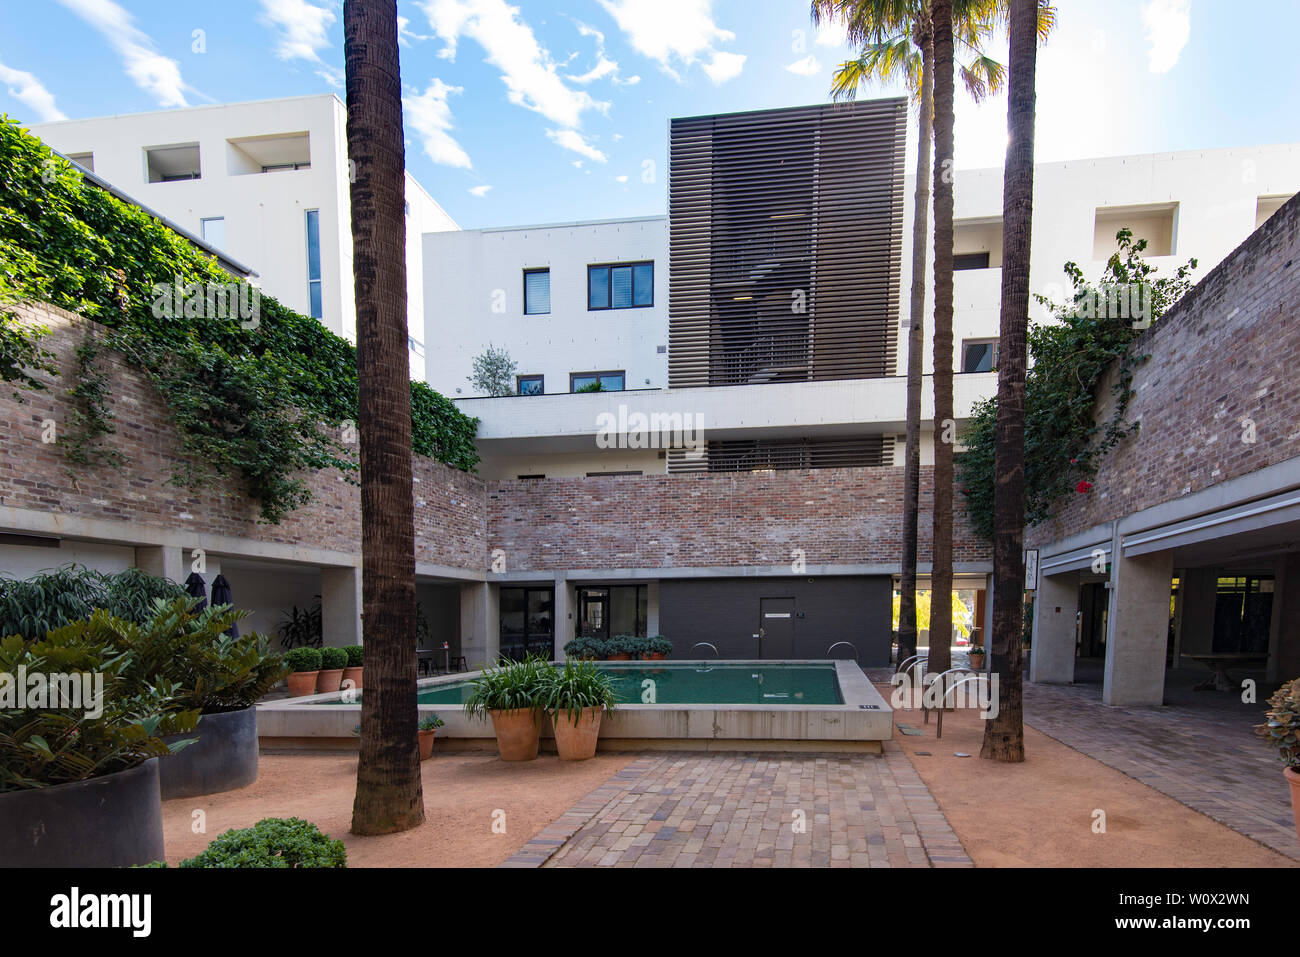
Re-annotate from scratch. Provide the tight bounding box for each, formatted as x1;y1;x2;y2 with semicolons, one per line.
0;117;479;522
177;817;347;868
967;645;986;656
284;647;322;672
463;655;552;721
603;634;637;656
0;564;187;639
467;343;516;396
645;635;672;656
957;229;1198;539
539;658;617;722
59;324;122;470
574;381;605;393
1256;677;1300;769
343;644;364;667
319;646;347;670
418;713;444;731
277;597;322;650
620;635;649;658
563;636;605;660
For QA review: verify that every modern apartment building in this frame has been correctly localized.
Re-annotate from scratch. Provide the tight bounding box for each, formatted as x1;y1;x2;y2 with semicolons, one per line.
29;94;456;380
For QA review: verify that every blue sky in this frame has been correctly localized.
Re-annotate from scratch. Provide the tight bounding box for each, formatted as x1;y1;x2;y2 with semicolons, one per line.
2;0;1299;229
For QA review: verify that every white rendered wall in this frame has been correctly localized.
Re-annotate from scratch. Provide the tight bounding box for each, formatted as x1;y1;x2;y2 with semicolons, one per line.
0;540;136;580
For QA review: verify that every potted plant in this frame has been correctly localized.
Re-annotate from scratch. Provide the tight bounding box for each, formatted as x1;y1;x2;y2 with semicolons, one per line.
968;646;987;670
1256;676;1300;844
316;646;347;693
645;636;672;661
605;634;633;661
464;656;550;761
624;635;650;660
417;714;444;760
540;659;618;760
342;644;364;689
284;647;322;696
563;635;604;660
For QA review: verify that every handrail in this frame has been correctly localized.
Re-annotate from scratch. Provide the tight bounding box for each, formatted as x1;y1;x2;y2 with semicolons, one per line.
921;667;976;725
825;641;858;662
689;642;719;658
935;674;993;739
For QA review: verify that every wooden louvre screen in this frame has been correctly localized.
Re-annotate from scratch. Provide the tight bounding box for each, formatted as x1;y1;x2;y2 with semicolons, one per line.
667;435;895;474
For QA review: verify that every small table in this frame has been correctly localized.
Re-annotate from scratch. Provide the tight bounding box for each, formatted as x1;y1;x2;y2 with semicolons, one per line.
1185;653;1267;692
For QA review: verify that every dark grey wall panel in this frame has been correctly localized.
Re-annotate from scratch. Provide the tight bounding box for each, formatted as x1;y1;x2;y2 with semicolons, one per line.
658;575;893;666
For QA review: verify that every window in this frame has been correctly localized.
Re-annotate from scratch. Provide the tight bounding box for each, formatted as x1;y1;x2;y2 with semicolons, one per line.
517;374;544;396
961;339;998;373
953;251;990;271
586;471;643;477
588;262;653;310
146;143;201;182
570;371;625;392
305;209;323;320
408;337;426;359
523;268;551;315
66;152;94;173
200;217;225;250
1093;203;1177;259
953;218;1002;269
226;132;310;175
498;587;555;661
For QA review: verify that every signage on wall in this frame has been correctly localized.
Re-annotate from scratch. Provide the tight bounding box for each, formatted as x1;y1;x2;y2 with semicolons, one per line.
1024;549;1039;592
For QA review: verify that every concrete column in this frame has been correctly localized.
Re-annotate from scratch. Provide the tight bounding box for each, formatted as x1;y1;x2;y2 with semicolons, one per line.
1273;553;1300;682
135;545;185;583
647;580;661;638
551;574;571;660
320;565;362;648
1174;567;1217;666
460;581;499;669
1030;570;1079;684
1103;548;1174;706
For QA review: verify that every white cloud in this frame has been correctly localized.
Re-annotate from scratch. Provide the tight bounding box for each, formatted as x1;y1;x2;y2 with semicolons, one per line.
615;174;628;183
614;74;641;86
547;128;607;162
468;184;491;196
785;54;822;77
565;20;627;85
1141;0;1190;74
257;0;344;86
0;59;66;121
404;79;473;169
55;0;190;107
598;0;745;84
419;0;609;128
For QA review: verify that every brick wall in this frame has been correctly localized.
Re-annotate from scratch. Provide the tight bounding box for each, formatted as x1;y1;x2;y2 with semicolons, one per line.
1025;193;1300;547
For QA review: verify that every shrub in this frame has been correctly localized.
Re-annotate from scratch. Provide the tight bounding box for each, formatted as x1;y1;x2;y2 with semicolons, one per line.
418;713;444;731
178;817;346;868
464;655;552;721
343;644;364;667
604;635;636;657
285;647;322;672
563;636;604;660
277;598;322;650
646;636;672;657
622;635;650;658
319;647;347;670
0;564;187;639
967;645;986;656
540;658;618;721
1256;677;1300;770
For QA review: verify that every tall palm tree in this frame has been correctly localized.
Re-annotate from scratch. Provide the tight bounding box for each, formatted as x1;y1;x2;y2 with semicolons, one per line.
344;0;425;833
812;0;1003;670
979;0;1040;762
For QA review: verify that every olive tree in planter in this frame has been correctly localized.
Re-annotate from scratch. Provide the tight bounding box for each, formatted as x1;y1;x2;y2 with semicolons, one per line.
285;647;323;696
540;659;617;760
1256;676;1300;844
464;656;550;761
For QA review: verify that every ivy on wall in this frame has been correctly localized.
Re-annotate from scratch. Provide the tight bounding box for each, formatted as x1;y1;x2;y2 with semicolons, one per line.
957;229;1198;541
0;116;479;522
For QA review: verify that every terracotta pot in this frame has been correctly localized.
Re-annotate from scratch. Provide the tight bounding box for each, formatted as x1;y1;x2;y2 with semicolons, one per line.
341;666;363;690
418;729;436;761
607;653;630;661
645;653;666;661
553;707;604;761
1285;766;1300;844
286;671;320;696
969;654;986;671
489;709;541;762
315;668;344;694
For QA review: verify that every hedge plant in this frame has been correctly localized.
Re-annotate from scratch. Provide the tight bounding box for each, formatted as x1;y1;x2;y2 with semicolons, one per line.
319;646;347;671
0;116;479;522
343;644;364;667
284;647;323;672
177;817;347;868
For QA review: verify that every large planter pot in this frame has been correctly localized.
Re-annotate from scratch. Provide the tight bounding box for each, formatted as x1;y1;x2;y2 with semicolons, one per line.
1285;766;1300;843
287;671;319;696
0;759;164;868
418;729;436;761
969;654;986;671
553;707;604;761
342;666;363;690
606;653;630;661
315;669;344;694
159;706;259;799
488;709;541;762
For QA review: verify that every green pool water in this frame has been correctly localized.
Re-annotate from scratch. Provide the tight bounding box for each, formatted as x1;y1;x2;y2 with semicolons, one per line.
318;663;843;706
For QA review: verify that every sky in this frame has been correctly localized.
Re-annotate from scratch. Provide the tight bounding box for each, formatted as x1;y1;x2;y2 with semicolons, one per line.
1;0;1298;229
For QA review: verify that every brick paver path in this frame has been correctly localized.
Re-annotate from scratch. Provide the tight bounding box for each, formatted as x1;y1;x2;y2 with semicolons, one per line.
502;750;972;868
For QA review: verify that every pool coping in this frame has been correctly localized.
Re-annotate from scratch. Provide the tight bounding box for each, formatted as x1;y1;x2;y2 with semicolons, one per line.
257;660;893;753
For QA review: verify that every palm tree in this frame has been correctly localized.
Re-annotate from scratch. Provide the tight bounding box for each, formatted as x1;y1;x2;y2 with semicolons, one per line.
979;0;1040;763
344;0;426;833
812;0;1003;671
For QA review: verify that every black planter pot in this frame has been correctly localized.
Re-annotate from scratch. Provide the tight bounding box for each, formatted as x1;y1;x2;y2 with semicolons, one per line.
0;758;165;868
159;706;259;799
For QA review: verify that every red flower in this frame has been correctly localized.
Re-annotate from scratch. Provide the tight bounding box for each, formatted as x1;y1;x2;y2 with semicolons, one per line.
1076;480;1093;494
1069;458;1077;465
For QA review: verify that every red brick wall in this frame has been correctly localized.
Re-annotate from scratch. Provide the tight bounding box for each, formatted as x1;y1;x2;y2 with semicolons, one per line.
1026;193;1300;547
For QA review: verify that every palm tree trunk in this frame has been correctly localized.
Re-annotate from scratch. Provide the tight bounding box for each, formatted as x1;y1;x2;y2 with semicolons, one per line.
344;0;425;833
980;0;1038;763
929;0;955;678
898;12;934;670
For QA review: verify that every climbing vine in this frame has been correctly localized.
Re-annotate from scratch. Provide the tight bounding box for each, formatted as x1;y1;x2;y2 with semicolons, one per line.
957;229;1198;540
0;116;479;522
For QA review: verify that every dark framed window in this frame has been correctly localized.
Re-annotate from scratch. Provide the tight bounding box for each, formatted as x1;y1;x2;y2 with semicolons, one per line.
576;585;648;640
961;339;998;373
499;587;554;661
523;268;551;315
954;251;991;271
588;261;653;310
570;371;625;392
517;374;544;396
305;209;323;319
